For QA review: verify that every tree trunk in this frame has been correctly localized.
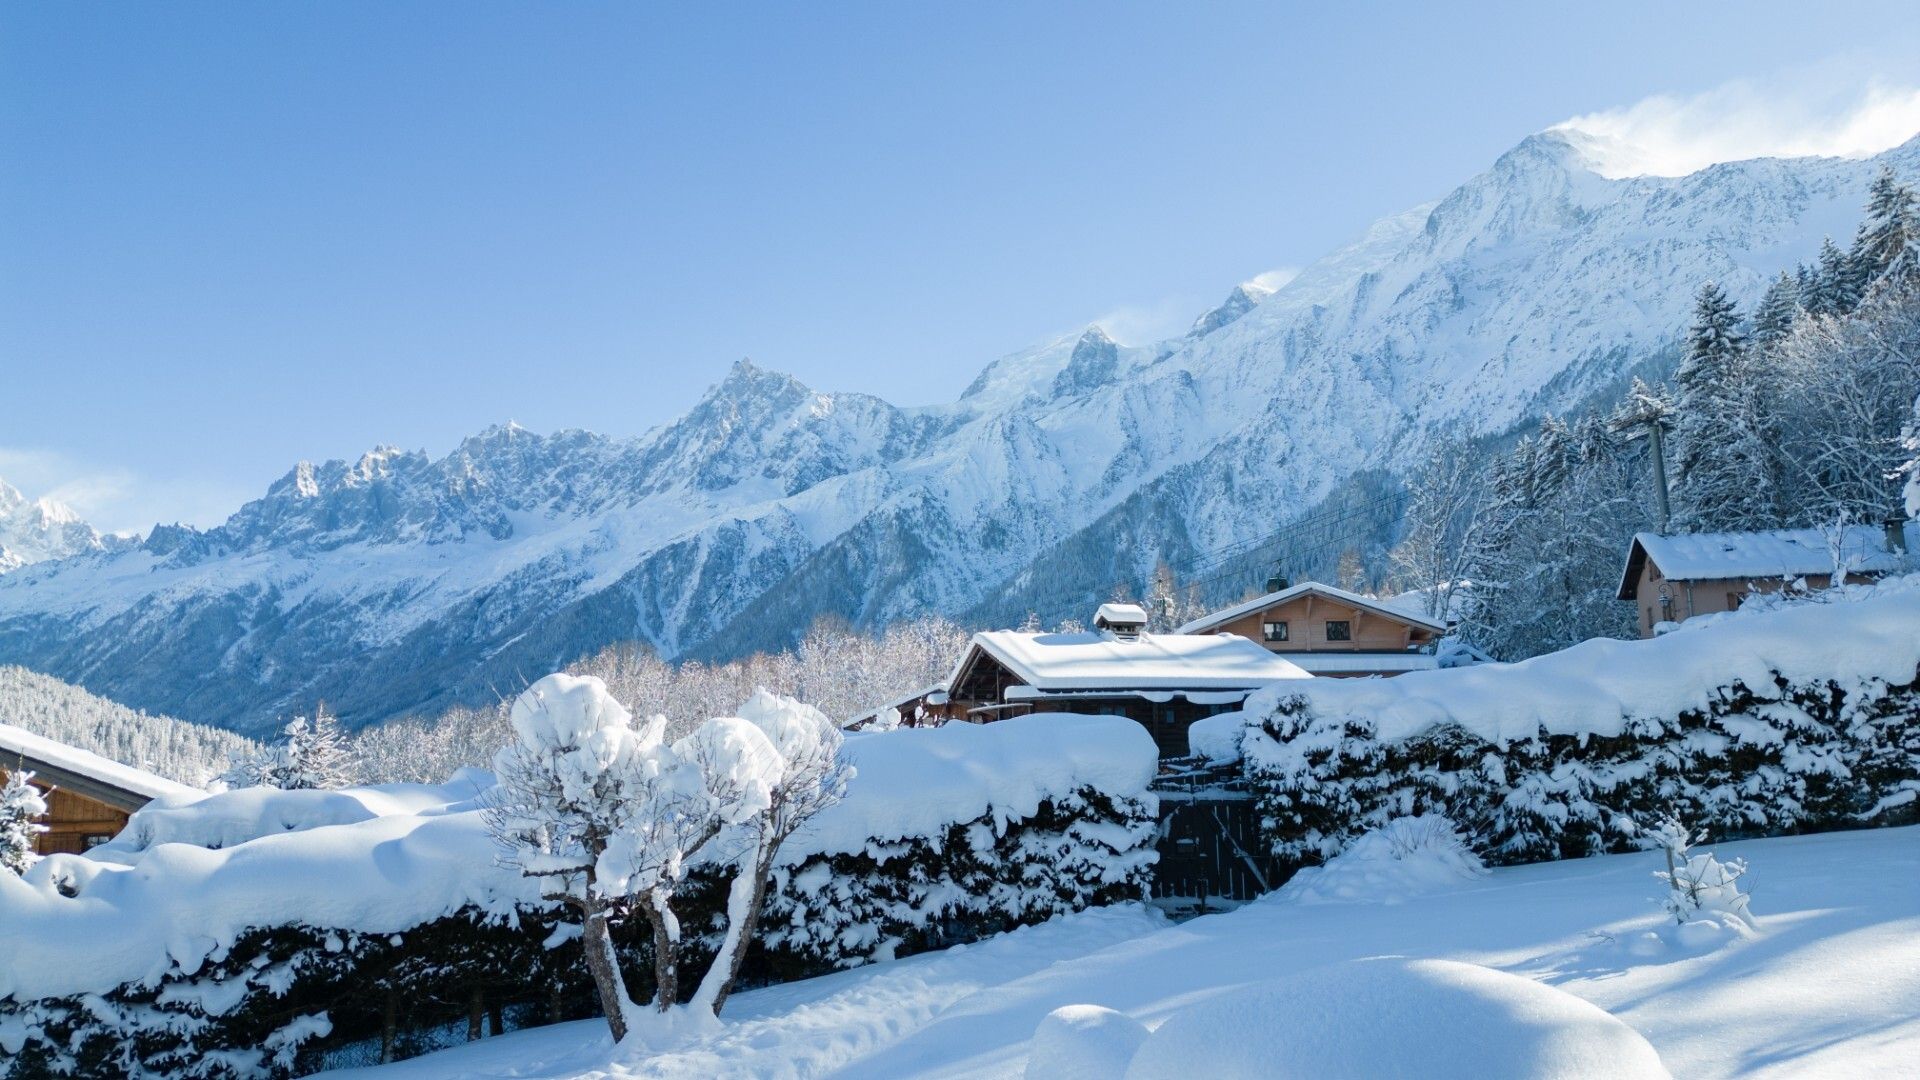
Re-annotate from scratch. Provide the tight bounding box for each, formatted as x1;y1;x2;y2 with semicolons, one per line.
579;894;635;1042
488;997;506;1038
467;987;483;1042
705;846;777;1015
640;901;680;1011
380;988;397;1063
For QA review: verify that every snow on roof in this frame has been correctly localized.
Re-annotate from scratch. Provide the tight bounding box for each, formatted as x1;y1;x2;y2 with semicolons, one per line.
1177;580;1449;636
1619;524;1917;597
0;721;202;805
960;630;1310;692
1094;602;1149;627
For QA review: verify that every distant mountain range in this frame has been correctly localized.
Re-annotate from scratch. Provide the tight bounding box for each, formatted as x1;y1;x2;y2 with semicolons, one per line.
0;479;125;574
4;128;1915;733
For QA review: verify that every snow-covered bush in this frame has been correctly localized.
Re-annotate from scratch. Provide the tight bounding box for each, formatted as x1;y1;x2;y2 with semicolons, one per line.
0;768;48;874
1644;813;1753;931
1240;580;1920;876
0;710;1155;1077
1275;815;1486;905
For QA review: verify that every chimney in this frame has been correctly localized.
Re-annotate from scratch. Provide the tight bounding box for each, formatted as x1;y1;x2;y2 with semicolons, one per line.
1265;574;1290;594
1093;602;1148;640
1886;518;1910;558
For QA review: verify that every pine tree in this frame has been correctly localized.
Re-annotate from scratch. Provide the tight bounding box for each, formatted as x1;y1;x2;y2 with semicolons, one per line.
1750;271;1801;349
1855;167;1917;283
1806;238;1861;317
1671;282;1775;530
1;766;49;874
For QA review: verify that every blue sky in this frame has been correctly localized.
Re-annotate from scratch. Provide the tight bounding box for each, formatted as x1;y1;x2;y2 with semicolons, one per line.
5;3;1920;532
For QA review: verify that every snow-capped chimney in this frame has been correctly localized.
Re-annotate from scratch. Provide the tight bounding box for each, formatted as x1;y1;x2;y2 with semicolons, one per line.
1093;602;1148;640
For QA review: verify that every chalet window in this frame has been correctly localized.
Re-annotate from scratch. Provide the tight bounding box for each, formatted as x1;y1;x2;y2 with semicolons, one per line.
83;834;112;849
1262;620;1289;642
1325;620;1351;642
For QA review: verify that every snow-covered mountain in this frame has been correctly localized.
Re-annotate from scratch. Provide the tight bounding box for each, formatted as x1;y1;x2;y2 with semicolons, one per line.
0;478;118;574
3;129;1915;732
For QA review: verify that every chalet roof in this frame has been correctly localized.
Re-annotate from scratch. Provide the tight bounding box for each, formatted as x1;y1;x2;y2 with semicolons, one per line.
0;722;202;810
1176;580;1449;636
1285;652;1440;675
952;629;1311;693
1615;524;1917;600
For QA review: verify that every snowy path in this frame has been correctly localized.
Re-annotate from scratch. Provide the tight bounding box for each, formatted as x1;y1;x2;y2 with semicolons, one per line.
332;825;1920;1079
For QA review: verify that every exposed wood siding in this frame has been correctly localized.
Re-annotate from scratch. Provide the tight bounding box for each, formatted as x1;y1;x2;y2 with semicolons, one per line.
0;766;132;855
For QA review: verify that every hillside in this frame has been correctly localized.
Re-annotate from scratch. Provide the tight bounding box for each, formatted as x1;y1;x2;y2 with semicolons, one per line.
0;665;254;787
1;131;1915;731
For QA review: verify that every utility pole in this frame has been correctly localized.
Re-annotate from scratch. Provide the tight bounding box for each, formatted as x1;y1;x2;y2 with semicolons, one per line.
1609;379;1675;534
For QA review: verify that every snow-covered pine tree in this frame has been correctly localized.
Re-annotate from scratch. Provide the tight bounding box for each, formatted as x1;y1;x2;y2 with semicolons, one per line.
1;766;49;874
223;707;355;790
1854;167;1917;285
1750;270;1801;349
1905;393;1920;519
1671;281;1776;530
1806;237;1863;317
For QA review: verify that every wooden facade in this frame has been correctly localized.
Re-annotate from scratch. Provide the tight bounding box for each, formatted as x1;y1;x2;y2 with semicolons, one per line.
1616;525;1915;637
0;743;179;855
1179;581;1446;677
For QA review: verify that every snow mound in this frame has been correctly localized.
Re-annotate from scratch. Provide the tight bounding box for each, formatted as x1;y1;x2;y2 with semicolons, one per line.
1124;957;1669;1080
1024;1004;1150;1080
1277;816;1487;905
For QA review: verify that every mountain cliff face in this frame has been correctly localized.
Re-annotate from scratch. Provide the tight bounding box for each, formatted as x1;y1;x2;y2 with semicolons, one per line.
0;479;119;574
3;130;1915;732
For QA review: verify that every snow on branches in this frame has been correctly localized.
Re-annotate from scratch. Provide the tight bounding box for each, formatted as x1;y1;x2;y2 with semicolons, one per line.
484;674;847;1043
1;766;49;875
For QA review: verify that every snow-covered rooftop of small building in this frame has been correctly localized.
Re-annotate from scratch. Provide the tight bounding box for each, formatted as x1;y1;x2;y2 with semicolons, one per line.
1619;523;1917;595
960;630;1311;691
1177;580;1448;636
0;721;203;804
1284;652;1439;675
1094;602;1149;627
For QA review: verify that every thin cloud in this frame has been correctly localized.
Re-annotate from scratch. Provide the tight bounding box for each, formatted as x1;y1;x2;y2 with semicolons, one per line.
1250;267;1300;293
1555;77;1920;179
0;447;249;535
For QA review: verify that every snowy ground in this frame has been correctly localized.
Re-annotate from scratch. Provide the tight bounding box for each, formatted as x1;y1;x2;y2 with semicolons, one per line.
329;825;1920;1079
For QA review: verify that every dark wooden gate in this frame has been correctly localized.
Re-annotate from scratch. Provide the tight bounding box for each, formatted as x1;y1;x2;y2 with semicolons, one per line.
1148;758;1280;911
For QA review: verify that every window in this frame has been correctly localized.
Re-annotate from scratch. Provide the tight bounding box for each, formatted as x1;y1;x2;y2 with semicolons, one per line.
1262;620;1289;642
83;834;113;850
1325;620;1351;642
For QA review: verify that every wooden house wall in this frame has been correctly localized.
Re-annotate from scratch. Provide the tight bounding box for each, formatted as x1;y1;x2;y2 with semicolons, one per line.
0;766;131;855
1211;593;1433;655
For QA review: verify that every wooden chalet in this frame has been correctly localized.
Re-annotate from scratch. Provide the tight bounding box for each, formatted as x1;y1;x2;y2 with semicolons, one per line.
1617;522;1915;637
0;722;200;854
1176;580;1449;677
941;603;1311;757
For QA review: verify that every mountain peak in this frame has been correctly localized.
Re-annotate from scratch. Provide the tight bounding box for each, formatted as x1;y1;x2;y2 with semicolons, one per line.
1188;281;1275;338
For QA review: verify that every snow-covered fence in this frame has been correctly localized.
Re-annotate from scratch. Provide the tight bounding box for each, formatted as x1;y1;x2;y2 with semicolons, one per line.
0;714;1157;1078
1233;579;1920;873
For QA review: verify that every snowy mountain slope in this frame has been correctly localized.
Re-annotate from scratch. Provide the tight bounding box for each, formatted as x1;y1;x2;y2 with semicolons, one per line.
0;477;119;574
2;131;1916;731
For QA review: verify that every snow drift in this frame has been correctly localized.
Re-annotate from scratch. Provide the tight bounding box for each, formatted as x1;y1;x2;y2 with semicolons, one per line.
1123;957;1669;1079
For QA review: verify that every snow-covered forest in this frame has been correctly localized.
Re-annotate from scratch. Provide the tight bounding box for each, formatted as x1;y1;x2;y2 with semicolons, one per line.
348;617;970;785
1390;167;1920;660
0;666;258;787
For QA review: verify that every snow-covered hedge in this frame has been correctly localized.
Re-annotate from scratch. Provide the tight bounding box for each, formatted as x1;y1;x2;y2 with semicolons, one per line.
0;714;1157;1078
1235;578;1920;870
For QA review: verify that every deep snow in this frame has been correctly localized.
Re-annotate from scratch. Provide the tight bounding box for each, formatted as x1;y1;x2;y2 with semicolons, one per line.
328;824;1920;1079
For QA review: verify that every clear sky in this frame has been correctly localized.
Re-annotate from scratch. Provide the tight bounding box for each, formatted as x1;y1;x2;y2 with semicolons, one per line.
5;2;1920;532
